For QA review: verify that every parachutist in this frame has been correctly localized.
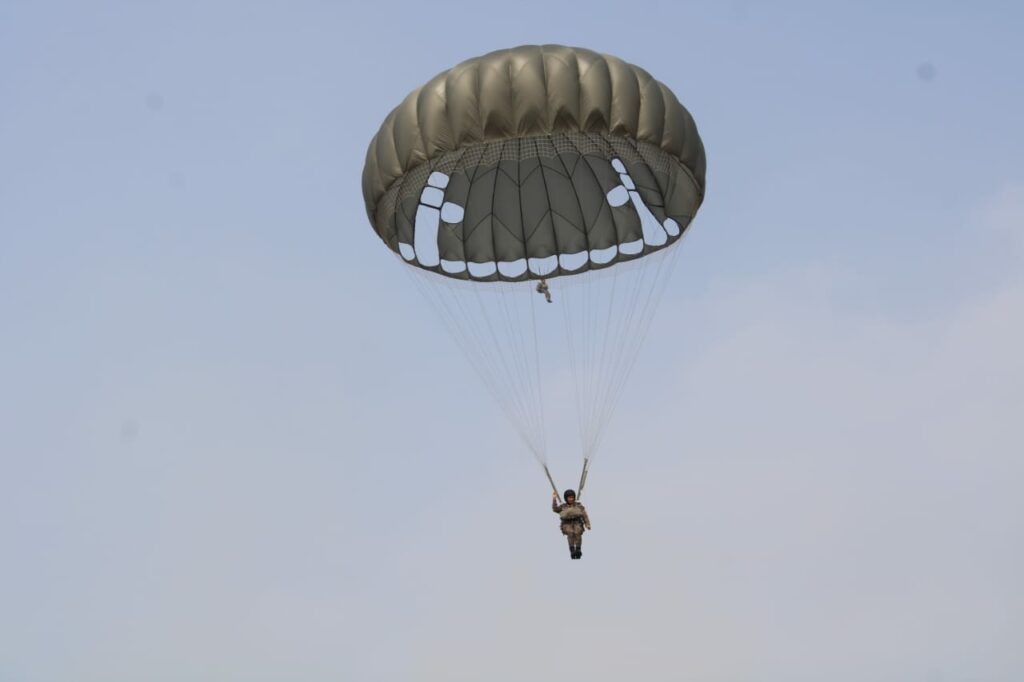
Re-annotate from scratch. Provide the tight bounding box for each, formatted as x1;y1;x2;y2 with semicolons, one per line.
536;278;552;303
552;489;590;559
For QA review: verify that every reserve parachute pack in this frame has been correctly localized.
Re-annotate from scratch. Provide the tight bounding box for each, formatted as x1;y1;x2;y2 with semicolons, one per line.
559;506;587;522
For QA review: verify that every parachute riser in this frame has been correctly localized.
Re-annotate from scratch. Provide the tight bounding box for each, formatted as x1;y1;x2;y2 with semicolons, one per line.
543;465;562;504
577;457;591;500
544;459;590;504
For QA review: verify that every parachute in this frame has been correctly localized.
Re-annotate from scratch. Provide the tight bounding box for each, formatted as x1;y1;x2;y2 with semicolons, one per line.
362;45;706;498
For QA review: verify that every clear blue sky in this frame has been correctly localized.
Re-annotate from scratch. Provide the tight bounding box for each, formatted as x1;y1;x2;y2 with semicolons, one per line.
2;2;1022;681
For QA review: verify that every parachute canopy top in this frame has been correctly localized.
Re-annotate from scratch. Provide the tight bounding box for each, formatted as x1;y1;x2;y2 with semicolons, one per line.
362;44;706;282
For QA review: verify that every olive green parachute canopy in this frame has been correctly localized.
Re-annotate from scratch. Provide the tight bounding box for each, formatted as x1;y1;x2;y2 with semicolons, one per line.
361;45;709;479
362;44;706;281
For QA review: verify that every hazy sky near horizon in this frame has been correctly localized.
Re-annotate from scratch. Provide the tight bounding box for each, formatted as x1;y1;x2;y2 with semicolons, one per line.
2;2;1023;681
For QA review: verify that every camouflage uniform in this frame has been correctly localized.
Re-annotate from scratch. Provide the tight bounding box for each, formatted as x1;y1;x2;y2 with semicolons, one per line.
552;499;590;558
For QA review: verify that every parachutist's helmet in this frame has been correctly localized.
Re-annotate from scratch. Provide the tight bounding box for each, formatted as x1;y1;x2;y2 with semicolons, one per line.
564;489;577;501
